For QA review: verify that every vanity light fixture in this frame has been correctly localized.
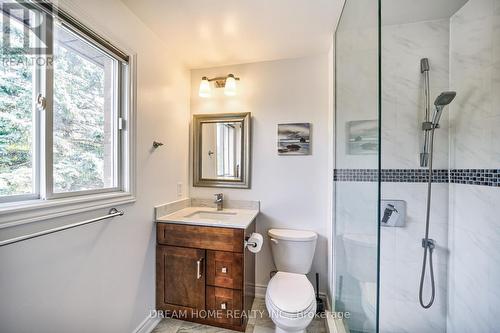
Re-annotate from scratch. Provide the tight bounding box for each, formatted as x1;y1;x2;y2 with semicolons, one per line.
198;74;240;98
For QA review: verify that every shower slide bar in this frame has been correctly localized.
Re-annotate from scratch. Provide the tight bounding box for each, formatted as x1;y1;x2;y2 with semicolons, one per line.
0;208;124;247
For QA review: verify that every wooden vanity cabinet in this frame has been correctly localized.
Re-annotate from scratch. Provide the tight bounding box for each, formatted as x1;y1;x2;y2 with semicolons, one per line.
156;222;255;332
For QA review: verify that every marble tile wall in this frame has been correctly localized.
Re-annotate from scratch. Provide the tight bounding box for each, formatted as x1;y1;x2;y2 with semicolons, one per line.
448;0;500;331
336;1;500;332
379;19;450;333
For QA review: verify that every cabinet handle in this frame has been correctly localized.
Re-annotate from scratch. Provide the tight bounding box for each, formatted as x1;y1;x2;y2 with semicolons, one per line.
196;258;203;279
220;302;227;310
221;266;227;274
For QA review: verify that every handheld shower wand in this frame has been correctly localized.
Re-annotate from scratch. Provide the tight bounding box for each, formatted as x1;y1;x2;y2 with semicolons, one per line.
418;89;456;309
432;92;456;126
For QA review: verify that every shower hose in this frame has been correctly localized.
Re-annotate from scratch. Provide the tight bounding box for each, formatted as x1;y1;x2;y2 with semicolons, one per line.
419;127;436;309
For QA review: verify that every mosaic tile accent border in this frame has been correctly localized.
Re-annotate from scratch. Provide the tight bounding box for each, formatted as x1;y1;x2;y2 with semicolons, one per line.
334;169;500;186
450;169;500;187
333;169;449;183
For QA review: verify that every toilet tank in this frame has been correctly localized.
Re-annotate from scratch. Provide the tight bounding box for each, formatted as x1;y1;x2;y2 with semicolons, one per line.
268;229;318;274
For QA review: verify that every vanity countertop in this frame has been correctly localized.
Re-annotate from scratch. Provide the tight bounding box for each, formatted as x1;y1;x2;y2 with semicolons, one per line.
156;206;259;229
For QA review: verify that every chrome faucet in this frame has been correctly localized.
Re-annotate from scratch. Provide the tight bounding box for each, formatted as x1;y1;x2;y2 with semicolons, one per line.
214;193;223;211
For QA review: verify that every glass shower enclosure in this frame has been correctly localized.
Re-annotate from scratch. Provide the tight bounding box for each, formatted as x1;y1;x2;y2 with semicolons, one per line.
333;0;500;332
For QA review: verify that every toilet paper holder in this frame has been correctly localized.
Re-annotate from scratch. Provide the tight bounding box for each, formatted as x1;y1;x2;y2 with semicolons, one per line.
245;236;257;248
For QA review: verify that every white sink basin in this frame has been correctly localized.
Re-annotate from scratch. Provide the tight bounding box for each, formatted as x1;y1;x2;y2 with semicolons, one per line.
184;210;237;220
157;206;259;229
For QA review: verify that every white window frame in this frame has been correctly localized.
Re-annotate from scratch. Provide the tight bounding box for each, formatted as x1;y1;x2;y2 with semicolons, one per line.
0;1;136;227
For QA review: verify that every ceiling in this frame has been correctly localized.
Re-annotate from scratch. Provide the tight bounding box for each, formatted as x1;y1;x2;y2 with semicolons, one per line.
121;0;342;69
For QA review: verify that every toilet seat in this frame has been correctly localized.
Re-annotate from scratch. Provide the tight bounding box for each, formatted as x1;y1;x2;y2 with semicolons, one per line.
266;272;316;315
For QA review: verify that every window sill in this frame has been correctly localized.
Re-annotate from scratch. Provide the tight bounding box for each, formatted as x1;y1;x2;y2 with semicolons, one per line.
0;191;136;229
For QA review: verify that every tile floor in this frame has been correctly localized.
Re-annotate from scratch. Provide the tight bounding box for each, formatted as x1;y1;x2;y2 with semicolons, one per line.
152;298;327;333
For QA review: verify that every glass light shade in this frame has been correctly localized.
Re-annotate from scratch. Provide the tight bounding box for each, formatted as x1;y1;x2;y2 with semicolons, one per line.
199;77;211;98
224;75;237;96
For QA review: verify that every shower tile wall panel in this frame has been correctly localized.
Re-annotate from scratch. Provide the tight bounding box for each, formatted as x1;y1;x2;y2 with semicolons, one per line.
336;22;378;170
448;185;500;332
380;18;450;333
381;19;450;170
448;0;500;332
380;182;449;333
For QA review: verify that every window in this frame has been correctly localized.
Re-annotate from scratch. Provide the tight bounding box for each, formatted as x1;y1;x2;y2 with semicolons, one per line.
0;9;36;199
0;1;132;208
216;122;241;178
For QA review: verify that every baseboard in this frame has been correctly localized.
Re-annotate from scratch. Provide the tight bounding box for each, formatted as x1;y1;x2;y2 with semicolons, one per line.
255;283;267;298
132;315;161;333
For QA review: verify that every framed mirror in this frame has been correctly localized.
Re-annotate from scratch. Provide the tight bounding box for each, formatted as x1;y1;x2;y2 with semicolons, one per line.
193;113;251;188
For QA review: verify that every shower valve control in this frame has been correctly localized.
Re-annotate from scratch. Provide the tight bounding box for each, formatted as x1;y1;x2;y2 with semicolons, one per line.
381;200;406;227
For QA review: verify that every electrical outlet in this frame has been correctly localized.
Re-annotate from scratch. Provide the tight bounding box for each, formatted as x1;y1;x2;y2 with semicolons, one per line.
176;182;183;197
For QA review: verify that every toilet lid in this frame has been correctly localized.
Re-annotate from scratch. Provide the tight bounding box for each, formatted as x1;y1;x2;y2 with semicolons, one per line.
268;229;317;242
266;272;316;314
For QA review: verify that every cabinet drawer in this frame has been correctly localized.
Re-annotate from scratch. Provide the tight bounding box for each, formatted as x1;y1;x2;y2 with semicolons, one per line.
206;286;243;326
157;223;244;252
207;251;243;290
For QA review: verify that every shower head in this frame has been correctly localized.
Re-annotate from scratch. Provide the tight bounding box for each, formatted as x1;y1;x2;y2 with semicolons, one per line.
434;91;456;107
432;91;456;126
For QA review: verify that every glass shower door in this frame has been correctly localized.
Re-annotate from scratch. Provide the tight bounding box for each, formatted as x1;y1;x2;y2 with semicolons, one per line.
333;0;380;332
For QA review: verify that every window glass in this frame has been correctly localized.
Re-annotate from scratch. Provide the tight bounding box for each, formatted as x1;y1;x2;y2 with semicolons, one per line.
0;11;35;197
52;23;118;193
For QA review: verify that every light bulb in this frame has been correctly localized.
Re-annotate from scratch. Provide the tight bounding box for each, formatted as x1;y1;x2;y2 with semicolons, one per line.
199;77;211;98
224;74;237;96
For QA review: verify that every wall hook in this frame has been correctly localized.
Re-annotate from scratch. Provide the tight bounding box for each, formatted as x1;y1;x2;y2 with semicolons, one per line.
152;141;164;149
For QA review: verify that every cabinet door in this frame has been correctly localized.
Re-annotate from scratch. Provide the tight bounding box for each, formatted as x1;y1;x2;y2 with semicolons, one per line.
156;245;205;310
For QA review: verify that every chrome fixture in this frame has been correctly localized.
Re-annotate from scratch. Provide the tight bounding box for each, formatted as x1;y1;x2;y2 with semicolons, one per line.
431;92;456;126
420;58;431;167
418;64;457;309
0;208;124;247
380;200;406;227
245;236;258;248
214;193;224;211
199;74;240;97
196;257;204;279
152;141;164;149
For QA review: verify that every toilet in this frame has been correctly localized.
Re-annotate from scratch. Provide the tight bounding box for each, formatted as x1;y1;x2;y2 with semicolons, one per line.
265;228;318;333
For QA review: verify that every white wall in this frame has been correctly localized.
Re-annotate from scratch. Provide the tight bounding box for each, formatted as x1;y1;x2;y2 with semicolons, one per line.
189;55;330;293
0;0;190;332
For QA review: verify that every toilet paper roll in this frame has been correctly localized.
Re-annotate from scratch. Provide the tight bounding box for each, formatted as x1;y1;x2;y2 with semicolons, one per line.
246;232;263;253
